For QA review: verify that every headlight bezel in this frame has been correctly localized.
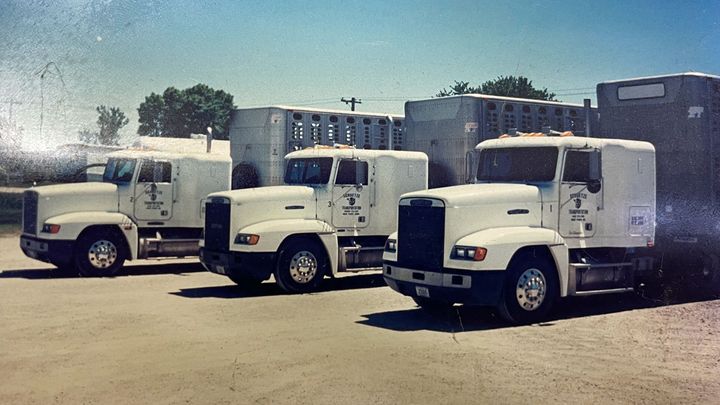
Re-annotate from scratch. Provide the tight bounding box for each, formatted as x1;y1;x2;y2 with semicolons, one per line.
234;233;260;245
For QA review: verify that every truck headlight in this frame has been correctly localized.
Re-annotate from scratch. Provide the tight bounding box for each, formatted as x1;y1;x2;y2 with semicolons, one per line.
41;223;61;234
384;238;397;253
452;245;487;261
234;233;259;245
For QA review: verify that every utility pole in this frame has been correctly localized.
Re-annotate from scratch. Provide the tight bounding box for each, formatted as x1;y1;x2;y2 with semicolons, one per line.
341;97;362;111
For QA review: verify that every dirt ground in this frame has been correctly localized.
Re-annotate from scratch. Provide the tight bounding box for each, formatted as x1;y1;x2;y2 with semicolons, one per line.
1;234;719;404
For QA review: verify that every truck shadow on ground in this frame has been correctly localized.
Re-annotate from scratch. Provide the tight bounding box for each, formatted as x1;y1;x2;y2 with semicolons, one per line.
0;262;206;279
170;273;388;299
357;289;718;333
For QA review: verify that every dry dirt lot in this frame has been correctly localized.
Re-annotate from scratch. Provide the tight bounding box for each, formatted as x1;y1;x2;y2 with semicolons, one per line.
1;234;719;404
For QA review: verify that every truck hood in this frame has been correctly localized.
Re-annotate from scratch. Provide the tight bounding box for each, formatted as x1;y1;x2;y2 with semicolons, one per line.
402;183;542;207
213;185;315;205
209;186;318;233
26;182;119;229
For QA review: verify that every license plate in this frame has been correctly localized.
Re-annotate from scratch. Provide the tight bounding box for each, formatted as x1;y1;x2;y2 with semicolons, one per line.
214;265;226;275
415;286;430;298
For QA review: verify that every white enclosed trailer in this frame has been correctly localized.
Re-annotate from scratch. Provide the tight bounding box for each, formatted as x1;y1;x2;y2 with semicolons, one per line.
228;106;404;188
404;95;597;187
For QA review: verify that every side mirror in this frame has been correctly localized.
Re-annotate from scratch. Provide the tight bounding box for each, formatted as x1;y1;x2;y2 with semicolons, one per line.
587;179;601;194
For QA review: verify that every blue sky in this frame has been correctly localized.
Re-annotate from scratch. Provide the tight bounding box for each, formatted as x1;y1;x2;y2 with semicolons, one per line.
0;0;718;148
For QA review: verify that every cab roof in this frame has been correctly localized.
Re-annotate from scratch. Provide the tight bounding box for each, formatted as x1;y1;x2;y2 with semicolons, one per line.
285;146;427;162
478;136;655;153
106;149;231;163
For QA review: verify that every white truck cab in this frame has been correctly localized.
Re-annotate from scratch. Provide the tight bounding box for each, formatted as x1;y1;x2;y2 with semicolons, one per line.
383;134;656;323
200;146;428;292
20;149;231;276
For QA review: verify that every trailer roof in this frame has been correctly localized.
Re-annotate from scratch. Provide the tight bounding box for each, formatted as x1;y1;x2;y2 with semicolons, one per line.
407;94;590;108
598;71;720;85
235;105;405;119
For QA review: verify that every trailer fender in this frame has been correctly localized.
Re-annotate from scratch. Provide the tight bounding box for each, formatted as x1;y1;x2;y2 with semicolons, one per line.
41;211;139;259
236;219;339;275
453;226;570;296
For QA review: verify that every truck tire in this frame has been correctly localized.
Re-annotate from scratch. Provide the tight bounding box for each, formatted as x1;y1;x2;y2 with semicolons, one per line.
75;228;127;277
274;238;327;293
498;253;558;324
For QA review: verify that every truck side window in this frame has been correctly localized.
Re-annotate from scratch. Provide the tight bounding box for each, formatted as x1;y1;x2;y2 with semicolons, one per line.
284;158;333;184
335;160;368;185
563;150;600;183
103;158;136;183
138;161;172;183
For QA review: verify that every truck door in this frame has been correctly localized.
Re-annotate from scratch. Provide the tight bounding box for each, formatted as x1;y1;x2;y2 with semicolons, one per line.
332;159;370;229
134;160;173;221
559;149;601;238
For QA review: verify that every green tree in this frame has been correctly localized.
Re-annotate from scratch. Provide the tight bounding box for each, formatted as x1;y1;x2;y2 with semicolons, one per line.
96;105;129;145
79;106;129;145
436;80;480;97
137;92;164;137
137;84;235;140
436;76;557;101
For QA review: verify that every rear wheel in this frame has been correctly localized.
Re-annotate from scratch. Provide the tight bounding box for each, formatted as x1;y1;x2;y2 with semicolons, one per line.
75;228;127;277
274;238;327;293
499;253;558;324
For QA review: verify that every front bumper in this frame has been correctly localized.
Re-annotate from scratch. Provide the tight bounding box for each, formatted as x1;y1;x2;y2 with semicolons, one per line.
199;248;276;282
20;235;75;266
383;261;505;306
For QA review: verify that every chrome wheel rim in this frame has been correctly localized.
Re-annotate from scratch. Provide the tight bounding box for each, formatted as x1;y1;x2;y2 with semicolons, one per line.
289;250;318;284
88;239;118;269
515;267;547;311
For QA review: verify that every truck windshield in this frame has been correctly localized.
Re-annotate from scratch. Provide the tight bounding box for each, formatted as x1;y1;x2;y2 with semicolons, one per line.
284;158;333;185
477;147;558;182
103;158;137;184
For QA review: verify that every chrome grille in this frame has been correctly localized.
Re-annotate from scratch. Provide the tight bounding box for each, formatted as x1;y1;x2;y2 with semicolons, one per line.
204;199;231;251
22;190;38;235
397;198;445;271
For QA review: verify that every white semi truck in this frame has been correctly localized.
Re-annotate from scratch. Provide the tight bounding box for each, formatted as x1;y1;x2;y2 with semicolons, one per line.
382;134;656;324
200;146;428;292
20;149;232;276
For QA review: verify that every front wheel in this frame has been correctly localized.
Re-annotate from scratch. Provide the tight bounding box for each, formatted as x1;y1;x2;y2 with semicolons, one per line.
498;253;558;324
274;238;327;293
75;229;127;277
